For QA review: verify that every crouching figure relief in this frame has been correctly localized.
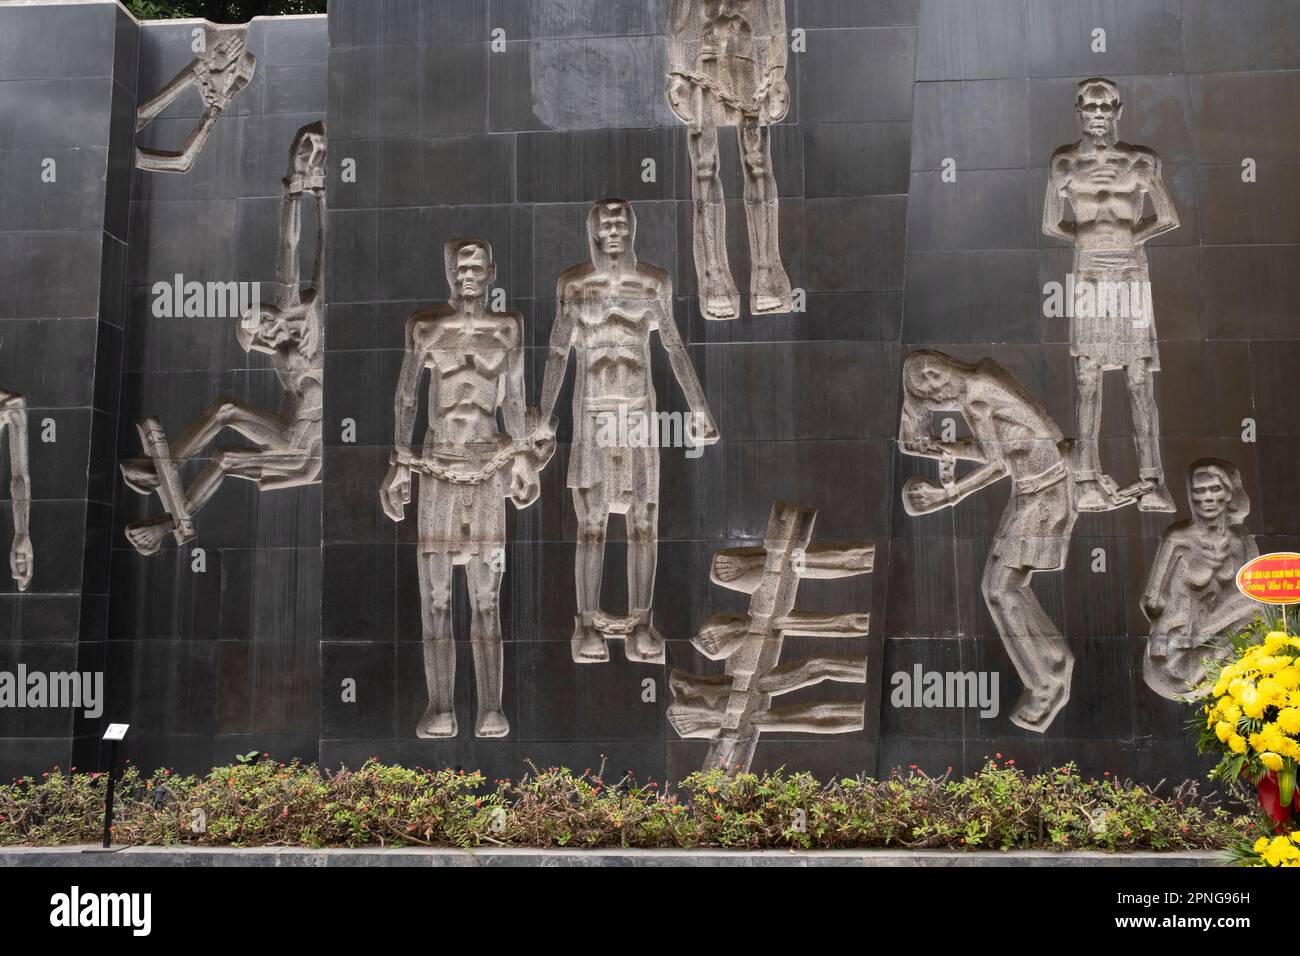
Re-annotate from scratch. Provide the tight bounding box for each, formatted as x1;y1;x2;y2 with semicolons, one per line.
1141;459;1259;699
899;350;1077;733
121;121;325;555
667;0;792;320
539;199;719;666
381;238;555;739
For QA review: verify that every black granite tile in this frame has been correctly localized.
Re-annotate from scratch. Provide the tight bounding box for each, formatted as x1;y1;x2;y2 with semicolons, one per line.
798;27;916;123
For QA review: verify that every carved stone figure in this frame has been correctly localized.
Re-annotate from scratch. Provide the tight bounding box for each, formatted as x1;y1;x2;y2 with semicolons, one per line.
667;0;792;320
380;238;554;739
121;121;325;555
135;23;256;173
539;198;719;664
0;388;31;591
1043;77;1180;513
668;500;873;774
899;350;1077;733
1141;459;1259;699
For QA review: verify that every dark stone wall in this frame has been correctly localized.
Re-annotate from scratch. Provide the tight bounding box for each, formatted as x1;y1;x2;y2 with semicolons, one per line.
108;12;327;773
0;1;135;779
0;0;1296;786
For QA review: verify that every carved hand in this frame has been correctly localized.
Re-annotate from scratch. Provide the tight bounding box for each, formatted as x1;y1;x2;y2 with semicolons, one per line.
10;533;31;592
902;476;950;516
687;411;720;447
380;463;411;522
713;553;744;583
509;456;540;508
666;74;696;126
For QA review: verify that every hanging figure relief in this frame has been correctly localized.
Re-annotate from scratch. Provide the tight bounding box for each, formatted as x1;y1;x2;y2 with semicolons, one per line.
380;238;555;739
667;0;792;320
135;23;257;174
539;199;719;665
899;350;1078;733
1043;77;1180;513
1141;459;1259;700
0;386;31;591
121;121;326;555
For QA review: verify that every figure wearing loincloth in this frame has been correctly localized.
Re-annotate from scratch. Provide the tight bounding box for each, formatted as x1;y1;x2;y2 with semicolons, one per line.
899;350;1078;733
381;238;553;739
540;199;719;664
1043;77;1180;513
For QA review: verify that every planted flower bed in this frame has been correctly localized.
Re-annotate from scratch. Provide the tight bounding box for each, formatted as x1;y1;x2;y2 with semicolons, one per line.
0;756;1244;853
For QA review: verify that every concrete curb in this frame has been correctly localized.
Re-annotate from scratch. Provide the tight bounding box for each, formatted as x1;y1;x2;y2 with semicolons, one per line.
0;846;1231;867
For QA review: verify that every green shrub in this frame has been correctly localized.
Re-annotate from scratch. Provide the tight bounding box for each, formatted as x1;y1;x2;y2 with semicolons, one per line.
0;755;1247;852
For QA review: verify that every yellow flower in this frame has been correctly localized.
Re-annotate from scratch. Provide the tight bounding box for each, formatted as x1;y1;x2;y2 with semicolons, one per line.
1229;733;1247;754
1215;721;1233;743
1261;752;1284;772
1266;632;1290;653
1240;685;1265;719
1256;836;1272;853
1278;708;1300;735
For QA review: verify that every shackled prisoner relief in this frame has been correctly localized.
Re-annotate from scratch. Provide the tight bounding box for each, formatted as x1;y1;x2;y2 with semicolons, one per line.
381;239;553;739
541;199;719;666
667;0;793;320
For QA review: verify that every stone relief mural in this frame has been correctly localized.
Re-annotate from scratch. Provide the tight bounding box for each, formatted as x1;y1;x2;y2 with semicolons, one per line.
669;500;873;773
1142;459;1260;700
121;121;325;555
1043;77;1180;514
0;386;31;592
667;0;792;320
539;199;719;665
899;350;1077;733
135;23;257;174
381;238;555;739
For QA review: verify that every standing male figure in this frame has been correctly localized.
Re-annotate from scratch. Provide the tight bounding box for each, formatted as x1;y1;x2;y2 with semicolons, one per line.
667;0;792;320
381;239;550;739
899;350;1077;732
1043;77;1180;512
540;199;719;664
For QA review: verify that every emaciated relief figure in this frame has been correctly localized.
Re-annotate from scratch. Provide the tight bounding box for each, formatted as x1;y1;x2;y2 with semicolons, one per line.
899;350;1077;733
0;386;31;591
1043;78;1180;513
1141;459;1259;700
135;23;256;174
539;199;719;665
380;238;554;739
121;121;325;555
667;0;792;320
